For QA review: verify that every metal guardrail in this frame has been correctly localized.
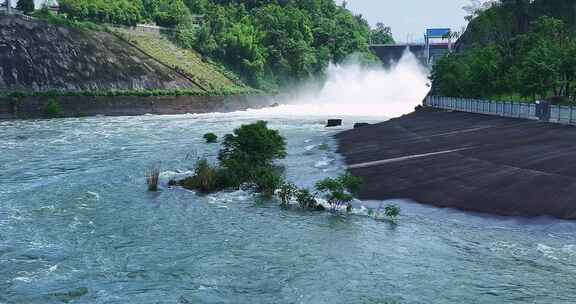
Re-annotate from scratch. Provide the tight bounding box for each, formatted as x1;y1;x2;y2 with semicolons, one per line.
425;95;576;125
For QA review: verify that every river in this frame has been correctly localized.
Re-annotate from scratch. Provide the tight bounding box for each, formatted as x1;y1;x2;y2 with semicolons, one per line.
2;54;576;303
2;110;576;303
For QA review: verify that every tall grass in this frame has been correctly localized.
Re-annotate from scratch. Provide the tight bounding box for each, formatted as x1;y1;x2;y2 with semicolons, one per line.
145;163;161;191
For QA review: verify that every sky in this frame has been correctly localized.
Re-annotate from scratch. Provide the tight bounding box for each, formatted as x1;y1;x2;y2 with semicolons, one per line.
344;0;474;43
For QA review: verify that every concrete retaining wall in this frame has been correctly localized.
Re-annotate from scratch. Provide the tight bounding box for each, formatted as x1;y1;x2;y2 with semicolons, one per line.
0;95;276;119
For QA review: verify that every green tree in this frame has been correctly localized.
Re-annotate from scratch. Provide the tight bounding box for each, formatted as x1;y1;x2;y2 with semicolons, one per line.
518;17;574;98
218;120;286;167
17;0;35;13
370;22;394;44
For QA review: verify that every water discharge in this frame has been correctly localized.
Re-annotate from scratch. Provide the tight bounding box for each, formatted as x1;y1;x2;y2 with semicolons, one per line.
254;50;430;118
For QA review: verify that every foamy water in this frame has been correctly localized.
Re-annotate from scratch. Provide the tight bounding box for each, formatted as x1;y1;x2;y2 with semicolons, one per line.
249;50;430;118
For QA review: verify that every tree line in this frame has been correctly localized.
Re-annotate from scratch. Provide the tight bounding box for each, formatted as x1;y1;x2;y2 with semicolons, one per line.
55;0;394;90
431;0;576;102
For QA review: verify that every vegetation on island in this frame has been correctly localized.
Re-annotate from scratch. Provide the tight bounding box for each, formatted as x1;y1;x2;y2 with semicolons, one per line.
53;0;393;90
432;0;576;103
203;133;218;143
145;163;161;191
162;121;400;220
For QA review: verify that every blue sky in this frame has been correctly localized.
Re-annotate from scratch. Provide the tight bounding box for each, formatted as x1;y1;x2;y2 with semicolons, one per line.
344;0;474;43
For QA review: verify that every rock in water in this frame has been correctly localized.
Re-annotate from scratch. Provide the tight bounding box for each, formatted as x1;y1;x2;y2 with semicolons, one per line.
353;123;370;129
326;119;342;127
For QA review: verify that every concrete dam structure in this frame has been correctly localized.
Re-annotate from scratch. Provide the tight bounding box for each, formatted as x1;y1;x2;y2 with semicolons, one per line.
371;43;451;66
370;28;453;66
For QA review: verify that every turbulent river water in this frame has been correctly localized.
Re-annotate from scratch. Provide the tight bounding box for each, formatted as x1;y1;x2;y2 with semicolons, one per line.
2;55;576;303
2;111;576;304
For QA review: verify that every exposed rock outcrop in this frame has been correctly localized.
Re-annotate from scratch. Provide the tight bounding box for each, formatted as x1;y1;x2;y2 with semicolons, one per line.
0;15;198;92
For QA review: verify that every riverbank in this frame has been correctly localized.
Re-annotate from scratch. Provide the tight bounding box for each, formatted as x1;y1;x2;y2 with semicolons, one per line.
0;94;276;119
336;107;576;219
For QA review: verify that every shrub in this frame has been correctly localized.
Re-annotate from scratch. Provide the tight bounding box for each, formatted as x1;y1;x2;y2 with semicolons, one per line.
278;182;297;206
315;173;362;211
253;167;284;197
176;121;288;196
384;204;401;220
339;172;363;195
145;163;161;191
219;121;286;168
203;133;218;143
295;189;324;211
179;159;221;193
45;99;63;118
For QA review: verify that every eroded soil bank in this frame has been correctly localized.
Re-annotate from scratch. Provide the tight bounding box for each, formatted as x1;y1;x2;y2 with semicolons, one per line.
336;108;576;219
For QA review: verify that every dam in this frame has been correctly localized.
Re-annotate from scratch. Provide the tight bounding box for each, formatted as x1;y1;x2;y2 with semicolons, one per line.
370;28;453;66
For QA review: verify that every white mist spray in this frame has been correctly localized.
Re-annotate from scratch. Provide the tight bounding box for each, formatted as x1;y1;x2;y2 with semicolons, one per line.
255;49;430;118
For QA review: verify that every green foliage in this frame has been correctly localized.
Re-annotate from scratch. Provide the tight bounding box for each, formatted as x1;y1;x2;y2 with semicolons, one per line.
384;204;400;220
179;158;221;193
253;167;284;197
191;1;378;88
433;2;576;101
295;189;323;211
315;173;362;211
338;172;363;195
203;132;218;143
33;11;104;31
370;22;394;44
218;121;286;168
278;182;298;206
179;121;287;195
44;99;63;117
277;182;324;211
153;0;193;27
43;0;391;89
2;87;260;99
59;0;144;26
17;0;35;13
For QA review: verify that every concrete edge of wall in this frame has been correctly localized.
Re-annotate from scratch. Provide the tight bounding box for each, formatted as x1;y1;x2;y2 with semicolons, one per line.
0;94;278;120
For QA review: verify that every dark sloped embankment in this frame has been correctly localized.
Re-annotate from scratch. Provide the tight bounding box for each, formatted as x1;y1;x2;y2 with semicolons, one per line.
0;16;198;92
336;108;576;219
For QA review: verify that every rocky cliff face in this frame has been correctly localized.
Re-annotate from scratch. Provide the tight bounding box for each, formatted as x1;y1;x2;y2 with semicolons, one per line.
0;15;199;92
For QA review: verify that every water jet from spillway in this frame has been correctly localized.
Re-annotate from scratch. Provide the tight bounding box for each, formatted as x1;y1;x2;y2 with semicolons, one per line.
253;49;430;118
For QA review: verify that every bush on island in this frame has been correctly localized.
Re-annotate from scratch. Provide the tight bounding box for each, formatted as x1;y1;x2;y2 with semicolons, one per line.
315;173;362;211
178;121;287;194
296;188;324;211
203;133;218;143
218;120;286;167
385;205;401;220
171;121;368;217
278;182;298;206
253;167;284;197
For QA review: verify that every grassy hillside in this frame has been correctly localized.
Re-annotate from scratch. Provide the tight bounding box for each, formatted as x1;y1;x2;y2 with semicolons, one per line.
113;28;248;92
